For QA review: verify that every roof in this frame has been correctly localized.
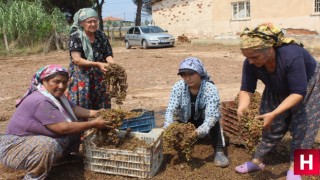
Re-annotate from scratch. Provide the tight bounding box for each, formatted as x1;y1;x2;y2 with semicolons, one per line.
103;16;124;22
151;0;163;4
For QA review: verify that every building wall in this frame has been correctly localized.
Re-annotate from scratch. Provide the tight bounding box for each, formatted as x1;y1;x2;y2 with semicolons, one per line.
153;0;320;39
213;0;320;37
152;0;214;38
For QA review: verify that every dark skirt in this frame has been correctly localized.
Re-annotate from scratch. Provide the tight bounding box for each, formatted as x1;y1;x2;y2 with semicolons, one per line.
254;63;320;161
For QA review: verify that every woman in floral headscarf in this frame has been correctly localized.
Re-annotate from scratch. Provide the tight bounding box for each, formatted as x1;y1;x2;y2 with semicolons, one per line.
163;57;229;168
234;23;320;180
67;8;114;110
0;65;112;179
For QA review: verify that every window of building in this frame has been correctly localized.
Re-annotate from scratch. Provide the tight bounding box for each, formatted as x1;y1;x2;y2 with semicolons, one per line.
315;0;320;13
232;1;250;20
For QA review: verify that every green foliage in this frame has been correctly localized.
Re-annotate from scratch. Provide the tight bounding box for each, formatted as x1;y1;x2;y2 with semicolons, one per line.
112;21;119;27
106;20;112;27
144;19;150;26
0;0;69;52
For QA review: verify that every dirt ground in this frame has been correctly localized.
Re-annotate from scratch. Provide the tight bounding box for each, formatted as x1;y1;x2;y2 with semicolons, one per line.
1;43;320;180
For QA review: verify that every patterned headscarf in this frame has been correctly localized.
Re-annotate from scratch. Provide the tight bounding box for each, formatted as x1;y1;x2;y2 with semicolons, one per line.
240;23;303;49
70;8;98;61
16;65;76;122
178;57;213;82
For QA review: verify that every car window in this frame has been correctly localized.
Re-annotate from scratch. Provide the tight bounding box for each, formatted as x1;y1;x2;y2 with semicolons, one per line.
140;27;153;33
140;26;165;33
151;26;165;33
133;28;140;34
127;28;134;34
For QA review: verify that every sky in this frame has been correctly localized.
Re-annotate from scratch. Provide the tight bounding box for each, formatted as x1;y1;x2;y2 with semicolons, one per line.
102;0;152;22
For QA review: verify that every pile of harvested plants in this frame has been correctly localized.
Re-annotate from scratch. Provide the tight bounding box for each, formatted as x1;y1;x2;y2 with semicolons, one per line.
235;92;263;152
87;64;150;150
89;109;147;150
163;122;198;164
103;63;128;105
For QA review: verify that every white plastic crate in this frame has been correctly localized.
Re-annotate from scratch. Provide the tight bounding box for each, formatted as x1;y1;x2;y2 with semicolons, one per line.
83;128;164;178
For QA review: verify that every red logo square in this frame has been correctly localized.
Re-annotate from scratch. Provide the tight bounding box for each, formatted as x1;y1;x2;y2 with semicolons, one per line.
294;149;320;175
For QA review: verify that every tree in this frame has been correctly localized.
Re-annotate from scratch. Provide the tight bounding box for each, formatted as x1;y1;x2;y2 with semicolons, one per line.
106;20;112;27
112;21;118;27
93;0;105;31
132;0;152;26
144;19;150;26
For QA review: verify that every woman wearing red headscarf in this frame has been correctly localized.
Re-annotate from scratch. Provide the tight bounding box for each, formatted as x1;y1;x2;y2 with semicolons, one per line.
0;65;112;179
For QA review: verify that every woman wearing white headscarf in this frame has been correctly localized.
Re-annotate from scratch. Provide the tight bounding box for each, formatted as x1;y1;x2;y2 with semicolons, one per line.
67;8;114;110
163;57;229;167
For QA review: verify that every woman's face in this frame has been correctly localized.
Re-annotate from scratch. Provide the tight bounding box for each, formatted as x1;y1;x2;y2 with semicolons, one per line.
42;74;68;98
180;72;202;89
80;17;99;33
241;48;271;68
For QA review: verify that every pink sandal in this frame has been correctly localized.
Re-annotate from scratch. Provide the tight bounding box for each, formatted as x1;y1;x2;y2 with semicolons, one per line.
235;161;265;174
286;170;301;180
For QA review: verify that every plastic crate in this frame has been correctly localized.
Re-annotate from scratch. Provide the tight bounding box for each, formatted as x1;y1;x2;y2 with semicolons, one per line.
220;101;246;145
120;109;155;132
83;128;164;178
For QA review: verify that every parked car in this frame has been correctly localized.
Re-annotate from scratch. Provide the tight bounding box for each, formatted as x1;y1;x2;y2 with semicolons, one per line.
125;26;175;49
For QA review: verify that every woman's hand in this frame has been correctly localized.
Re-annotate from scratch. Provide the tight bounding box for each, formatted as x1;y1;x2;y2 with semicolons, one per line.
237;108;245;120
237;91;252;120
97;62;107;74
191;130;198;138
91;116;113;129
255;112;277;130
93;108;107;118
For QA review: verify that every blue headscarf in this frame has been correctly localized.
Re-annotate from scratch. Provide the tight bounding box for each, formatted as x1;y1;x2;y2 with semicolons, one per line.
178;57;213;83
70;8;98;61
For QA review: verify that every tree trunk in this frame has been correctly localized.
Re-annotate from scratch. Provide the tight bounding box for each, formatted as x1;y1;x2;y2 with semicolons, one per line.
54;30;61;51
3;30;9;51
43;33;55;53
135;0;142;26
95;0;105;31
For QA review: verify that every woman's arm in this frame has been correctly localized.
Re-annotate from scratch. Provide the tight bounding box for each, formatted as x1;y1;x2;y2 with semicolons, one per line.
256;93;303;129
163;82;182;128
46;116;112;135
237;90;253;118
72;106;98;118
196;83;220;138
106;56;115;64
71;51;107;73
273;93;303;116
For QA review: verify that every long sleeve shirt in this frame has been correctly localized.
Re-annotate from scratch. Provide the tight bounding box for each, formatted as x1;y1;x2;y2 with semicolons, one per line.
163;80;221;138
241;44;317;96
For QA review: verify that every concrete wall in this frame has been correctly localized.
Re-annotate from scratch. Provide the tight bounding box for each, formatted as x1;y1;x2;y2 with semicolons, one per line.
152;0;320;39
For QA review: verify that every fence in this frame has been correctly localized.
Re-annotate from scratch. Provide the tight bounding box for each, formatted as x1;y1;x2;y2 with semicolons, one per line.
104;26;131;41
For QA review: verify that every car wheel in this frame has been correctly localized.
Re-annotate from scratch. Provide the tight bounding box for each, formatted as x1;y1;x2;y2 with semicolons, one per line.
142;40;148;49
125;41;131;49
